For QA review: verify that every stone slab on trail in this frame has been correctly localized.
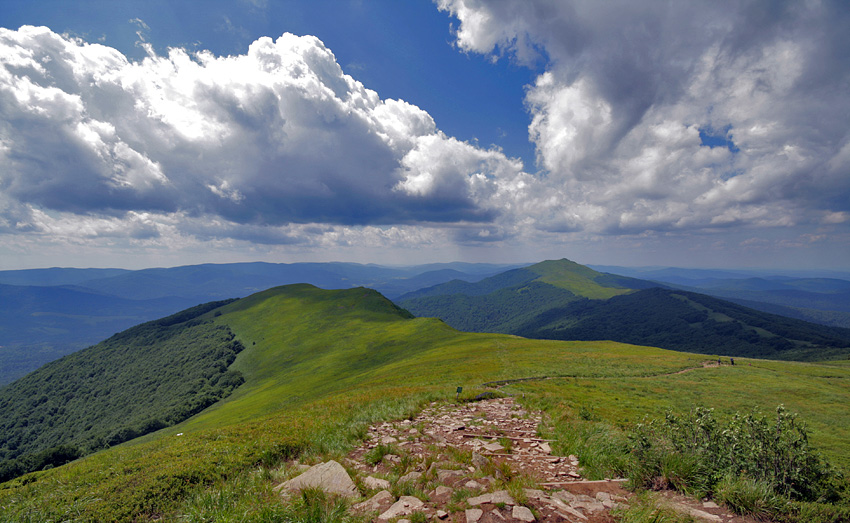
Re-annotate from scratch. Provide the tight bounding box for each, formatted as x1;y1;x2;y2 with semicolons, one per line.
274;460;358;499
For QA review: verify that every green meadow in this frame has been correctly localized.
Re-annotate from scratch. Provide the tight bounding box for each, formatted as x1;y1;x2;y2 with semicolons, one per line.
509;359;850;471
1;284;848;521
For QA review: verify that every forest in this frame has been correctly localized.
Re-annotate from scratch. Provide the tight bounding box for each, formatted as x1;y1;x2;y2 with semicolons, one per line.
0;299;245;482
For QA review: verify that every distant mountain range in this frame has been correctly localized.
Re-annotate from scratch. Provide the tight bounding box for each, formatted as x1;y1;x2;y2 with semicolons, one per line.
591;265;850;328
397;259;850;361
0;262;520;384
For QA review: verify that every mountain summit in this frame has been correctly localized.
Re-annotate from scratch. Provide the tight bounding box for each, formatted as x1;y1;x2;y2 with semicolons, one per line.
398;259;850;361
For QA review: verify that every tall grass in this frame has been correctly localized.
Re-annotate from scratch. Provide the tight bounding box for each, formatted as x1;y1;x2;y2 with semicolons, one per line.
612;492;699;523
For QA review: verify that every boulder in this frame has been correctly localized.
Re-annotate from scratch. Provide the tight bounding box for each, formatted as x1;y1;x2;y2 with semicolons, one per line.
467;490;516;506
274;460;358;499
483;442;504;453
431;485;454;503
399;471;422;483
465;508;483;523
471;452;490;470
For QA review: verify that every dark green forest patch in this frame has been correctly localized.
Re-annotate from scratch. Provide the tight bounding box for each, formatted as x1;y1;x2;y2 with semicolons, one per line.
0;299;244;482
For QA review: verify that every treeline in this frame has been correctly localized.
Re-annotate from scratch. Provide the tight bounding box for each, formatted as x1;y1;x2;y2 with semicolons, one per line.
400;281;580;333
524;289;850;360
401;284;850;361
0;299;245;483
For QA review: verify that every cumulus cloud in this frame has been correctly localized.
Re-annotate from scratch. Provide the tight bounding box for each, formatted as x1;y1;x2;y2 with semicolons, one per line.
438;0;850;235
0;26;527;248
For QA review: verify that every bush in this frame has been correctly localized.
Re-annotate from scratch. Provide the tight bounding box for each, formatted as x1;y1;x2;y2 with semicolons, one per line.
628;406;838;503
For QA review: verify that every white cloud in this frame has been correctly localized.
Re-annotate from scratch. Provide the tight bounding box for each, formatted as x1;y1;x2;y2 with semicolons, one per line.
439;0;850;236
0;26;529;251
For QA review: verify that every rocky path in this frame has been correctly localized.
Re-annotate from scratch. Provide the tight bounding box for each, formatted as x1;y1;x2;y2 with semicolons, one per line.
349;397;625;523
276;397;761;523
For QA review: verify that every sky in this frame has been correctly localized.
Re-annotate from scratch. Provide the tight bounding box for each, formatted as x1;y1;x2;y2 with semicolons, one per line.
1;0;848;271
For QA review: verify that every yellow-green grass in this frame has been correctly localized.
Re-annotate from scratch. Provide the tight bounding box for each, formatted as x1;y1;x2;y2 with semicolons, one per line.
511;357;850;470
181;285;705;432
527;259;632;299
1;284;847;521
819;359;850;368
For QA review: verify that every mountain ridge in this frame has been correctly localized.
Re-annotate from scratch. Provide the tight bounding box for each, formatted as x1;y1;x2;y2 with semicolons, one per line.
398;259;850;361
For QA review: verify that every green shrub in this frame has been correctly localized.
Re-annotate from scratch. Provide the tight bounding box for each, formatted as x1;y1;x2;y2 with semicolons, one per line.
628;406;838;503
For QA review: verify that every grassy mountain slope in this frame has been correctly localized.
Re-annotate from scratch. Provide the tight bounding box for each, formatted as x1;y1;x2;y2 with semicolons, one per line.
524;258;641;298
0;300;243;482
0;262;516;383
0;284;706;520
399;259;850;361
399;258;653;302
2;284;850;521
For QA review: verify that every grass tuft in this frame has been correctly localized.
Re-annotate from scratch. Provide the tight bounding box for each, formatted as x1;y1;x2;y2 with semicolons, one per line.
715;475;788;521
612;491;698;523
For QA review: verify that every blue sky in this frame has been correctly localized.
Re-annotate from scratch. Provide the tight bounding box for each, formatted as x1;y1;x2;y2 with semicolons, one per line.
1;1;848;270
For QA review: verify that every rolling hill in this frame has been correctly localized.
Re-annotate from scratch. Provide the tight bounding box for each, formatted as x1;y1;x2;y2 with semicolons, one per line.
1;283;849;521
397;259;850;361
0;261;517;384
591;265;850;328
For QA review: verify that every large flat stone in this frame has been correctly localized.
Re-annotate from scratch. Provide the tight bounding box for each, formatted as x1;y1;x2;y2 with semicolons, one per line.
274;460;358;499
467;490;516;506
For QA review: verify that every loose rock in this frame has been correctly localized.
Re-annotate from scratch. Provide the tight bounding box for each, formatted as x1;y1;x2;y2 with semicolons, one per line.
378;496;424;521
512;505;536;522
363;475;391;490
